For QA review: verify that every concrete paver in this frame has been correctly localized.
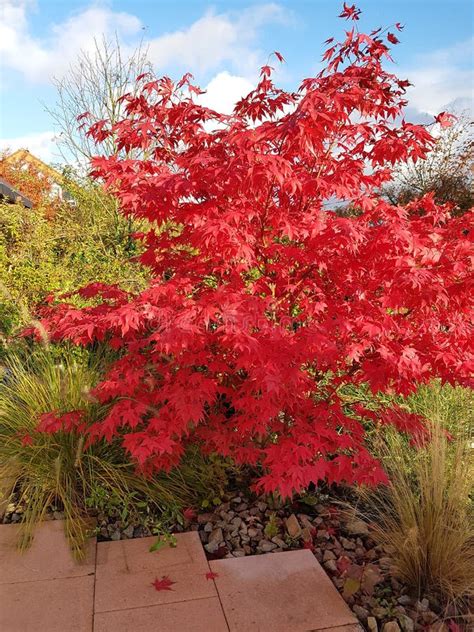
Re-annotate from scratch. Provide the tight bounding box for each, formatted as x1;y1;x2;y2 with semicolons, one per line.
210;549;358;632
94;532;216;613
94;597;230;632
0;575;95;632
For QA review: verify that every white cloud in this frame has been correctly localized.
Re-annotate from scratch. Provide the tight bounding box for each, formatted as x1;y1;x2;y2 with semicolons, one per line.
147;4;287;76
403;37;474;117
197;72;254;113
0;1;288;84
0;130;58;162
0;1;141;83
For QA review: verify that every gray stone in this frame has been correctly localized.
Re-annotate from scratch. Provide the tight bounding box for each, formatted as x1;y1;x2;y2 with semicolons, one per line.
204;541;219;554
323;549;336;562
398;614;414;632
353;605;369;621
110;529;121;541
260;540;277;552
341;537;356;550
122;524;134;539
209;527;224;544
346;519;369;536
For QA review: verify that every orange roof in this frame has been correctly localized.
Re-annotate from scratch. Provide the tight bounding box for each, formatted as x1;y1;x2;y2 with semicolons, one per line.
4;149;64;184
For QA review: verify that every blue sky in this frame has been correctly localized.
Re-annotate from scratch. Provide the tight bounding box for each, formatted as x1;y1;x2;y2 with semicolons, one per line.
1;0;473;163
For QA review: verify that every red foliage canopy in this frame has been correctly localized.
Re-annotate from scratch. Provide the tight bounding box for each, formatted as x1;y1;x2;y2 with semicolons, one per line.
38;8;473;497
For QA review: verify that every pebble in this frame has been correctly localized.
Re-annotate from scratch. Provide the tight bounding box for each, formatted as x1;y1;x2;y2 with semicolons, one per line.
204;541;219;554
285;514;302;538
398;614;414;632
323;559;338;573
345;519;369;536
382;622;401;632
209;528;223;544
367;616;378;632
352;605;369;621
122;524;134;539
260;540;277;552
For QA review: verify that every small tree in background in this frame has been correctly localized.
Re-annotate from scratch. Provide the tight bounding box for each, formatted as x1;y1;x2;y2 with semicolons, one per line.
37;6;473;497
46;36;155;165
384;112;474;216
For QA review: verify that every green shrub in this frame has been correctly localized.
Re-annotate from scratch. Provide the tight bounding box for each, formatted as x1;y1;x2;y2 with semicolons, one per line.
0;178;147;341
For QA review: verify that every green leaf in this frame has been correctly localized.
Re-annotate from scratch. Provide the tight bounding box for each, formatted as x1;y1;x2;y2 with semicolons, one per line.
149;538;167;553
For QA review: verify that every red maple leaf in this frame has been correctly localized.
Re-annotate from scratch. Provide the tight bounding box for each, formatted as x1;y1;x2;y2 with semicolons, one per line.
435;111;456;128
183;507;197;521
387;32;399;45
205;571;219;580
152;576;175;591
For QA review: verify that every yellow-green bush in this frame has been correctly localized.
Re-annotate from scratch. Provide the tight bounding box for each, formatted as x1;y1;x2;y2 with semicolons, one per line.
0;179;147;340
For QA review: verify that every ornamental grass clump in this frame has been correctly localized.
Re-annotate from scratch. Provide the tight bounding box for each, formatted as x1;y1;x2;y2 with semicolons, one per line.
359;384;473;613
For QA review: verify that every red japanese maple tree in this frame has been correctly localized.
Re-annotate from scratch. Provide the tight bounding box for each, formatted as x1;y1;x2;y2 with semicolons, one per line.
38;6;473;497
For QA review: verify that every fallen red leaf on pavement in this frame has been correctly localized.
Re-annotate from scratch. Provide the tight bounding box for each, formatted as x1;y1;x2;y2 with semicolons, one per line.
152;576;175;591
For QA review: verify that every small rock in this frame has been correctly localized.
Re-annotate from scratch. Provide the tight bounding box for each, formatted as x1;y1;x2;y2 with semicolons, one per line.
209;528;224;544
341;537;356;550
285;514;302;538
248;528;260;538
257;502;267;512
323;549;336;562
367;617;378;632
323;559;338;573
382;622;401;632
271;536;287;549
352;605;369;621
122;525;134;539
110;529;121;541
11;513;21;523
204;522;213;532
299;515;314;531
260;540;278;552
398;614;414;632
204;541;219;554
53;511;65;520
232;550;246;557
346;519;369;536
301;527;312;542
397;595;413;606
419;598;430;611
317;529;330;540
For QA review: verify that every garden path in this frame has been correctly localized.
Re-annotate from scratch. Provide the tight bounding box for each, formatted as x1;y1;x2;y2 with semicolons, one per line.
0;521;361;631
